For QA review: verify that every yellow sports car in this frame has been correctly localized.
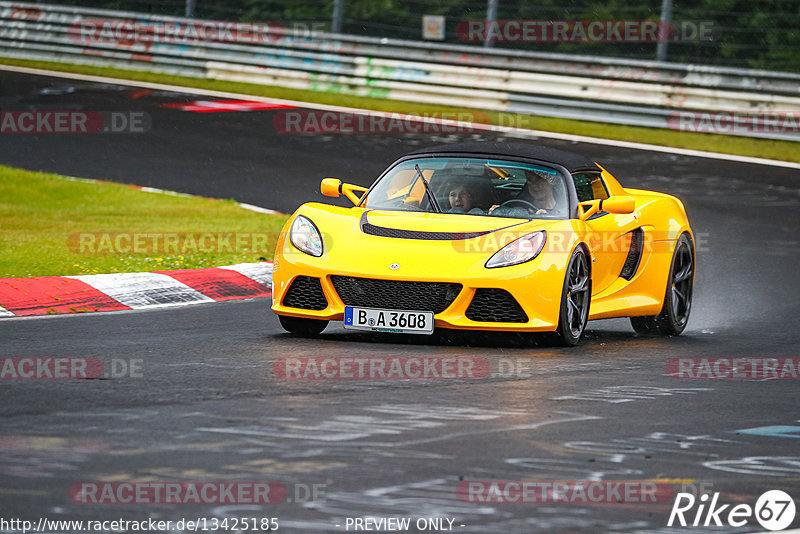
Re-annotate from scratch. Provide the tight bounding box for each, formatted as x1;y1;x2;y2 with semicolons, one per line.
271;142;694;345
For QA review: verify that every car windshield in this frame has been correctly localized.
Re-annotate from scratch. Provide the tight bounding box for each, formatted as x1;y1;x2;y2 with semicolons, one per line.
362;157;569;219
362;157;568;219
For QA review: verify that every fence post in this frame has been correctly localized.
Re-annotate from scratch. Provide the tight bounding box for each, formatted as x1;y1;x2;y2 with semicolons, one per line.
484;0;498;48
656;0;672;61
332;0;344;33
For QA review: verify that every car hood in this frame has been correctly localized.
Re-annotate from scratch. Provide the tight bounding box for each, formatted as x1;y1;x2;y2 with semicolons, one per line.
286;203;578;278
296;204;557;239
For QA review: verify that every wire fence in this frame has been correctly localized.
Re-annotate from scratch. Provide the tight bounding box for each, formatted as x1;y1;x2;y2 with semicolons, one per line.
28;0;800;73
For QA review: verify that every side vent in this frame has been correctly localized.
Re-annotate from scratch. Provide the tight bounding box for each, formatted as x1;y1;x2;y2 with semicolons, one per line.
620;228;644;280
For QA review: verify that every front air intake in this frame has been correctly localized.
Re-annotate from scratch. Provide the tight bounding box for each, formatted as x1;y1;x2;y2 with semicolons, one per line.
282;276;328;310
466;289;528;323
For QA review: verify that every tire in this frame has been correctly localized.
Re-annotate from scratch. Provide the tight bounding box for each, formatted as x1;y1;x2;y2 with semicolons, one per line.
630;233;694;336
278;315;328;336
554;247;591;346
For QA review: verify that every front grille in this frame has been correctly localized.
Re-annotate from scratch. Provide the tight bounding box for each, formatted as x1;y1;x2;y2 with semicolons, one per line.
282;276;328;310
465;288;528;323
330;276;461;313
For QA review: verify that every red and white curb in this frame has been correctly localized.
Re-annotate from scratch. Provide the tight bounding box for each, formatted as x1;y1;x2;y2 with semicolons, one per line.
0;262;274;317
160;99;296;113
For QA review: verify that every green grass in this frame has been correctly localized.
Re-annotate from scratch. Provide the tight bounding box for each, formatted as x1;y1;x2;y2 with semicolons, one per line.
0;165;289;278
2;56;799;163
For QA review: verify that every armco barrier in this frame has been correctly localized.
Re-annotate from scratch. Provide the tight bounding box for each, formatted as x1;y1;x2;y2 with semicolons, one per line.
1;1;799;141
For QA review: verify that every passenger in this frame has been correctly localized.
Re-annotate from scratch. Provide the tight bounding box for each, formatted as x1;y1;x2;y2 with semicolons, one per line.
446;180;491;215
448;184;478;213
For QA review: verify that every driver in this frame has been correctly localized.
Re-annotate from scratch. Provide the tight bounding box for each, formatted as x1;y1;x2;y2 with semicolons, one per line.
490;169;558;215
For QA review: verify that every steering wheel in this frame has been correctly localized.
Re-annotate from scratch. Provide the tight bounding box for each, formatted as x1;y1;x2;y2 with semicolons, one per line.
499;199;540;212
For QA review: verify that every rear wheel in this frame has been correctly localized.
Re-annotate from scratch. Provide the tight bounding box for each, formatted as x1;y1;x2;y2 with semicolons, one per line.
554;247;591;346
278;315;328;336
630;233;694;336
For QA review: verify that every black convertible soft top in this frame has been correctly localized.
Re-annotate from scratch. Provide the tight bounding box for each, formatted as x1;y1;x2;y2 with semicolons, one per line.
407;141;600;173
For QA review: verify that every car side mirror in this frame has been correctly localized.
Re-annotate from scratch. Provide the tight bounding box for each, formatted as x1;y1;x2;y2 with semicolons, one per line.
320;177;368;206
578;196;635;220
603;196;635;214
320;177;341;197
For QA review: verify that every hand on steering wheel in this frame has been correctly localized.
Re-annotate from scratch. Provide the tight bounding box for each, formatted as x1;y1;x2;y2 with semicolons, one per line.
489;199;550;215
499;199;541;213
500;198;547;215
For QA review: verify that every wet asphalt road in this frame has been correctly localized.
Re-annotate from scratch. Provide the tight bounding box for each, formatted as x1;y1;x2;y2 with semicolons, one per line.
1;68;800;533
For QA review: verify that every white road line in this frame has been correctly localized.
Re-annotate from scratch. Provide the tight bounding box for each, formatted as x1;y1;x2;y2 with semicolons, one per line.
69;272;214;308
2;63;799;170
238;203;280;214
218;262;273;287
60;173;280;214
137;187;277;212
138;186;195;197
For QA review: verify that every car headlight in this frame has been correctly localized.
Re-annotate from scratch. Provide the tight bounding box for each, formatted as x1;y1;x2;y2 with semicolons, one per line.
290;215;323;257
486;231;546;269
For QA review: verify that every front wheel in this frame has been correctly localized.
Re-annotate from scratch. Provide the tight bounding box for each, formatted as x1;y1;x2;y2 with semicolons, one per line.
278;315;328;336
630;233;694;336
554;247;591;346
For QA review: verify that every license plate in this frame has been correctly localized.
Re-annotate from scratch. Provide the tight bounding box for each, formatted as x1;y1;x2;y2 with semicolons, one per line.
344;307;434;335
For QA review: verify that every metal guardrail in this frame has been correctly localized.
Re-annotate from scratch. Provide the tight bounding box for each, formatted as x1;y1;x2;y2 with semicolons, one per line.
1;1;799;141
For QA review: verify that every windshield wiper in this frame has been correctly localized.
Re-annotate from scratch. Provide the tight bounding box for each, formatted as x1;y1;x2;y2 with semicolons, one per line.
413;164;441;213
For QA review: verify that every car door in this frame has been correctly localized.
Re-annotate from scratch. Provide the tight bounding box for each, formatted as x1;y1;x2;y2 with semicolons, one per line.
573;172;640;295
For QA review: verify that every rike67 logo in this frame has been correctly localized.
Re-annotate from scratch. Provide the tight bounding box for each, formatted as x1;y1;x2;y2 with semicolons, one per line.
668;490;796;531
